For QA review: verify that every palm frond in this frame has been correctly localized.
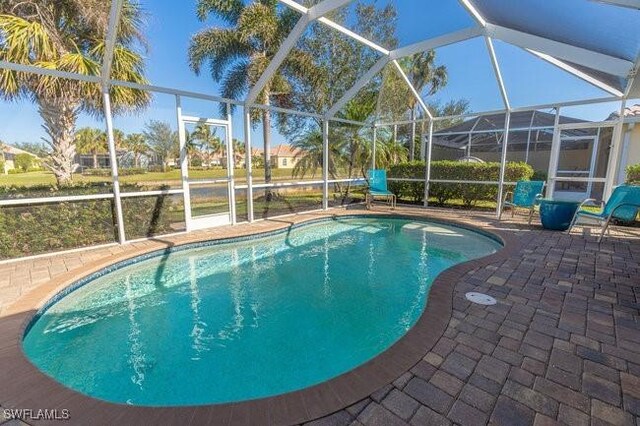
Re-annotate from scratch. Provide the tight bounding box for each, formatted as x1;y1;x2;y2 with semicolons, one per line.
196;0;244;24
189;28;249;78
220;59;249;114
0;14;55;63
237;2;278;47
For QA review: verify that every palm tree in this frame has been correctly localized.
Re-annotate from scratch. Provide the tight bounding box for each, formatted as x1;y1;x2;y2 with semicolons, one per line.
123;133;148;167
74;127;106;169
191;123;222;168
0;1;150;185
232;138;245;168
188;0;317;195
398;51;447;160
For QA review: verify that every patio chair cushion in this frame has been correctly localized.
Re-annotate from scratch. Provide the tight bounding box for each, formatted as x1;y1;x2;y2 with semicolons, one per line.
511;180;545;208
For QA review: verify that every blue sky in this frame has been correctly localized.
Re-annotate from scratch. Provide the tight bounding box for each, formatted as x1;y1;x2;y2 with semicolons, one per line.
0;0;628;148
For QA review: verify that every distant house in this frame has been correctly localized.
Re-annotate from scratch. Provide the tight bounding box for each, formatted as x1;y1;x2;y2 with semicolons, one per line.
75;153;111;170
270;145;300;169
1;144;39;174
609;104;640;184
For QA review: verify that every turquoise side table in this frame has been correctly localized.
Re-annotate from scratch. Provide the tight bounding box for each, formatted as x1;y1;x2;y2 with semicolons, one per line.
539;199;580;231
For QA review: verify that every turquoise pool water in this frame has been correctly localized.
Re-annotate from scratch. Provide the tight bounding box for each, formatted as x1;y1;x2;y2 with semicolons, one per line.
23;217;501;406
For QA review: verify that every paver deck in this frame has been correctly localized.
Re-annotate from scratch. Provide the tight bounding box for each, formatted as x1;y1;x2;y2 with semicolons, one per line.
1;205;639;425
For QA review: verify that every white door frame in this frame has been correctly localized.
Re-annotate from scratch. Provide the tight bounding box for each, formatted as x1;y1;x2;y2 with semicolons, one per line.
177;107;236;231
548;121;615;201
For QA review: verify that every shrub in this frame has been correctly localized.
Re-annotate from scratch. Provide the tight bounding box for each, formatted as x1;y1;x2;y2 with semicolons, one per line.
83;167;147;176
388;161;534;207
0;157;5;173
627;164;640;184
532;170;548;181
14;153;36;172
0;182;182;259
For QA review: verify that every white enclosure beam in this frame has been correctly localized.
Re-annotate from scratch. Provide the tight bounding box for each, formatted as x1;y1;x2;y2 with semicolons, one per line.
243;107;255;222
278;0;308;14
0;60;101;83
325;56;389;118
102;90;126;243
247;0;355;105
458;0;487;26
486;24;634;77
526;49;625;97
592;0;640;9
390;27;484;60
101;0;124;82
392;60;433;119
176;95;194;231
496;111;511;218
546;107;562;198
605;100;627;198
277;0;389;54
423;119;434;207
485;37;511;110
317;17;390;55
309;0;354;20
322;120;329;210
226;103;237;225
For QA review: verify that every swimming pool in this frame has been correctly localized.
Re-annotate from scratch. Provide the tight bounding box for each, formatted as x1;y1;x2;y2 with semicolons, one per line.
22;216;501;406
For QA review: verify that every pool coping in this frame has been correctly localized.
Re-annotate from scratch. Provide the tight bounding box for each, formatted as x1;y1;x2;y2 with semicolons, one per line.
0;211;522;426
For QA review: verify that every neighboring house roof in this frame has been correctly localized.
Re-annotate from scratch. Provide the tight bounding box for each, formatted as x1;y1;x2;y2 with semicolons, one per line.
271;145;299;157
607;104;640;121
1;144;39;157
432;110;590;151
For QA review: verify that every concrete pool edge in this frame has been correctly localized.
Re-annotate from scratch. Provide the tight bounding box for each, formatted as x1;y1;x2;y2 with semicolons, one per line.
0;211;522;425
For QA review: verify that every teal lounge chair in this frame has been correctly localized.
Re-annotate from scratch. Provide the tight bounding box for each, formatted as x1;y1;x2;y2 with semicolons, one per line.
498;180;545;223
567;185;640;242
366;169;396;209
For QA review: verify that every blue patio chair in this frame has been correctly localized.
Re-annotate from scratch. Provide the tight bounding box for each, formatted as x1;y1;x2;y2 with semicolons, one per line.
567;185;640;242
498;180;545;224
366;169;396;209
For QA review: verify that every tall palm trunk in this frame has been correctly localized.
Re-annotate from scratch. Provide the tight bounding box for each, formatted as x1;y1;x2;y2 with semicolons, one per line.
38;97;78;185
92;152;99;169
263;93;273;201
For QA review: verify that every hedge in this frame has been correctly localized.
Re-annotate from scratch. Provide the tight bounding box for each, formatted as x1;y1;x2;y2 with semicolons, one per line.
83;167;148;176
0;182;182;259
388;161;534;207
627;164;640;184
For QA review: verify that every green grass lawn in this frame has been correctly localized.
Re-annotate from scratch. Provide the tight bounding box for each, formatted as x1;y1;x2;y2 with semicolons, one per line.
0;168;326;188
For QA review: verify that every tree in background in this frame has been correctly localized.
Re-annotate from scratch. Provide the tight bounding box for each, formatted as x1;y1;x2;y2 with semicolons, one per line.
430;100;471;131
123;133;149;168
143;120;178;172
232;138;245;167
13;153;37;172
13;142;50;158
286;2;397;191
189;0;317;196
191;123;222;168
281;2;396;131
75;127;106;169
398;51;447;160
0;0;150;185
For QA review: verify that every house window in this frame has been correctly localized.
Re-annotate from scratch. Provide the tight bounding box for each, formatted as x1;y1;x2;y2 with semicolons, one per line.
282;158;287;166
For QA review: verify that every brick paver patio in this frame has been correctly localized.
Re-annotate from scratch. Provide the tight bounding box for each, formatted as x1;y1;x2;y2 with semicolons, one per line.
1;205;639;425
